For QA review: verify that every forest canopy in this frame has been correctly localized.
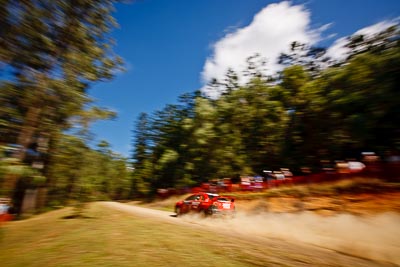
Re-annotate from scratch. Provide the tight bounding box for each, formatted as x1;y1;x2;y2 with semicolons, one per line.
131;25;400;195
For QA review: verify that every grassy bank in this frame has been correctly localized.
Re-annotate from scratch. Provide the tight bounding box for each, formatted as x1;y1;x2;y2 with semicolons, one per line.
0;202;330;267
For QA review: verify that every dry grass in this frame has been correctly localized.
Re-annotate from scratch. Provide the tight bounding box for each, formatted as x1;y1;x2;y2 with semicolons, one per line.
0;204;256;267
0;202;328;267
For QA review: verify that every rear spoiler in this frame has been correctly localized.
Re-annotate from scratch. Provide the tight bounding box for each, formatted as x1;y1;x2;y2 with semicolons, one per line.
213;196;235;202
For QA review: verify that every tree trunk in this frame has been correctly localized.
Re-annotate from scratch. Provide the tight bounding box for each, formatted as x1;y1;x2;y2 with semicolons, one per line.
14;106;41;161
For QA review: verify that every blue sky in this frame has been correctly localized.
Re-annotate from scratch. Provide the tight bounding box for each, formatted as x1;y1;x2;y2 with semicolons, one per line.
89;0;400;157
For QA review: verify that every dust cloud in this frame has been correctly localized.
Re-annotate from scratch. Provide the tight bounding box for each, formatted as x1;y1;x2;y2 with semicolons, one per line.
180;211;400;265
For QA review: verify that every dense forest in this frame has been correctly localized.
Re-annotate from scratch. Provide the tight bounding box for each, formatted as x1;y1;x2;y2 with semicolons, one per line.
0;1;399;213
131;26;400;196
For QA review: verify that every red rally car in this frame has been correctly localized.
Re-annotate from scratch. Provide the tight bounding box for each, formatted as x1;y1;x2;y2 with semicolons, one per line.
175;192;235;217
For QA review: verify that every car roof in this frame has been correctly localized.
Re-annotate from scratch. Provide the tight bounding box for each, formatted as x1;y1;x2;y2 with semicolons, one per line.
200;192;219;197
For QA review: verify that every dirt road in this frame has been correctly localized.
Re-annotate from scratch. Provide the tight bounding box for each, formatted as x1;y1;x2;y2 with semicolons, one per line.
101;201;399;267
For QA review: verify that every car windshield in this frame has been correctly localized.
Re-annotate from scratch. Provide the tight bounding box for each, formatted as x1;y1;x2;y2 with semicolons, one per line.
185;195;199;200
207;193;218;199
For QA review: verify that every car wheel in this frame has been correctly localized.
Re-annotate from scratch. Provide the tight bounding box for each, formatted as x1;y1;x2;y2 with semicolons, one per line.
176;207;181;217
205;207;213;216
202;209;209;217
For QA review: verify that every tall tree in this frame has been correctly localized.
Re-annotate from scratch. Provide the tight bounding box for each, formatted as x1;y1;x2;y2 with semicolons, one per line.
1;0;123;210
131;112;151;197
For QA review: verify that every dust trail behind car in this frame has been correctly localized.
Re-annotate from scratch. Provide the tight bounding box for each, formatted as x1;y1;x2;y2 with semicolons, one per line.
102;201;399;266
179;211;400;266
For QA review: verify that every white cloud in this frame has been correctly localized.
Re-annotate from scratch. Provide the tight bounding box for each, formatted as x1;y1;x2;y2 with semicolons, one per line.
355;19;398;36
200;2;399;98
325;36;349;62
326;19;399;62
201;1;322;97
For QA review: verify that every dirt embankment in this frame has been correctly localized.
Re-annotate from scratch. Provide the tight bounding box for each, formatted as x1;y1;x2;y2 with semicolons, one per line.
236;192;400;216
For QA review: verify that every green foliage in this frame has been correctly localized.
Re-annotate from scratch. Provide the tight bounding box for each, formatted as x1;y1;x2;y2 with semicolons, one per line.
46;135;131;206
